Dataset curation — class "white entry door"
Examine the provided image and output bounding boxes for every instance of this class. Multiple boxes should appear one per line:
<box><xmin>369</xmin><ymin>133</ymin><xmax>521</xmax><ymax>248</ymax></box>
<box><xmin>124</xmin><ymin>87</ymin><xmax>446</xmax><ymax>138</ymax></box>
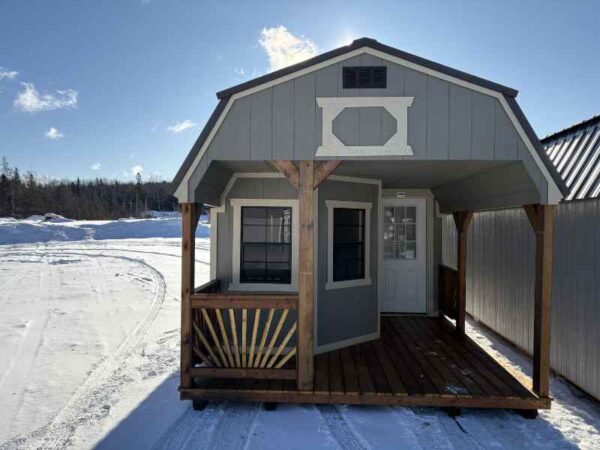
<box><xmin>381</xmin><ymin>198</ymin><xmax>427</xmax><ymax>313</ymax></box>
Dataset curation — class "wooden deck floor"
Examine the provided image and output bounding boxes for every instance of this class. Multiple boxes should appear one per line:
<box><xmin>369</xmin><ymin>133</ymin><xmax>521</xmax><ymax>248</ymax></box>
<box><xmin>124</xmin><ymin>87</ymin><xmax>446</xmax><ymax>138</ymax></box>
<box><xmin>181</xmin><ymin>317</ymin><xmax>549</xmax><ymax>410</ymax></box>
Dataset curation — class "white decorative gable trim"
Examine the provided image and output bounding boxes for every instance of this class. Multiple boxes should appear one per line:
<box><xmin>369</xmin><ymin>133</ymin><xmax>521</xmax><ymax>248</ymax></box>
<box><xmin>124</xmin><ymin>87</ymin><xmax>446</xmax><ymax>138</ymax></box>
<box><xmin>316</xmin><ymin>97</ymin><xmax>414</xmax><ymax>157</ymax></box>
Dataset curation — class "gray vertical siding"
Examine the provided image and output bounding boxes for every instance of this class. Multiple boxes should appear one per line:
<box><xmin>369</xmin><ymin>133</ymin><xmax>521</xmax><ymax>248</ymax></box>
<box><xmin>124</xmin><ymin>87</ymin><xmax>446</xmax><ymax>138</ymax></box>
<box><xmin>442</xmin><ymin>199</ymin><xmax>600</xmax><ymax>399</ymax></box>
<box><xmin>316</xmin><ymin>180</ymin><xmax>379</xmax><ymax>348</ymax></box>
<box><xmin>202</xmin><ymin>58</ymin><xmax>534</xmax><ymax>164</ymax></box>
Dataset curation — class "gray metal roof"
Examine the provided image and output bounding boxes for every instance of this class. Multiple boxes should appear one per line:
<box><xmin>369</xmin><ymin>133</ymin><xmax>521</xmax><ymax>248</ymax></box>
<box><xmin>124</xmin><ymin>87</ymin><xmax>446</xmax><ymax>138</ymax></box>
<box><xmin>216</xmin><ymin>37</ymin><xmax>519</xmax><ymax>100</ymax></box>
<box><xmin>542</xmin><ymin>115</ymin><xmax>600</xmax><ymax>201</ymax></box>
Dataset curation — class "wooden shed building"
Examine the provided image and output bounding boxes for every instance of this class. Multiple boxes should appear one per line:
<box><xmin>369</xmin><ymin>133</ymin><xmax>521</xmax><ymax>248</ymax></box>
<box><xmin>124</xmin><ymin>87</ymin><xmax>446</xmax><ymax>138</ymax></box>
<box><xmin>172</xmin><ymin>38</ymin><xmax>567</xmax><ymax>414</ymax></box>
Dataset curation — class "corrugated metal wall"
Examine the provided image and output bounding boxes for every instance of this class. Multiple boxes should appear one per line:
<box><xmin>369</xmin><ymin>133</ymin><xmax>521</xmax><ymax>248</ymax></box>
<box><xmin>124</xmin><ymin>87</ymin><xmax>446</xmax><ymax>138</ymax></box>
<box><xmin>442</xmin><ymin>199</ymin><xmax>600</xmax><ymax>399</ymax></box>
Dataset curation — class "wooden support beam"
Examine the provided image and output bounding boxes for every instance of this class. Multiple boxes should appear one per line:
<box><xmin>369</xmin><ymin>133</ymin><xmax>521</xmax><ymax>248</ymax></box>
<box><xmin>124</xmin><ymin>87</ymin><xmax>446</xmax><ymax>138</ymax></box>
<box><xmin>523</xmin><ymin>204</ymin><xmax>555</xmax><ymax>398</ymax></box>
<box><xmin>297</xmin><ymin>160</ymin><xmax>315</xmax><ymax>390</ymax></box>
<box><xmin>269</xmin><ymin>159</ymin><xmax>343</xmax><ymax>390</ymax></box>
<box><xmin>181</xmin><ymin>202</ymin><xmax>199</xmax><ymax>389</ymax></box>
<box><xmin>313</xmin><ymin>160</ymin><xmax>342</xmax><ymax>189</ymax></box>
<box><xmin>271</xmin><ymin>160</ymin><xmax>299</xmax><ymax>189</ymax></box>
<box><xmin>452</xmin><ymin>211</ymin><xmax>473</xmax><ymax>336</ymax></box>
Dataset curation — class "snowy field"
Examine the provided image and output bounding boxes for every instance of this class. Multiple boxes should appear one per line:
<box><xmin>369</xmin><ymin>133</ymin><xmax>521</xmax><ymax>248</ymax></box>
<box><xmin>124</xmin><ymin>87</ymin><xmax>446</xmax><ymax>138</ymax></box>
<box><xmin>1</xmin><ymin>218</ymin><xmax>600</xmax><ymax>449</ymax></box>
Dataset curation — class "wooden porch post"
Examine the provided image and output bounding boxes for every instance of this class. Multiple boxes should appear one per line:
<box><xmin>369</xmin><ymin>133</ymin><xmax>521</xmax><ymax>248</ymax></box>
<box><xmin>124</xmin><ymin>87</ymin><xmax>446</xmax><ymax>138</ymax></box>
<box><xmin>272</xmin><ymin>159</ymin><xmax>342</xmax><ymax>391</ymax></box>
<box><xmin>452</xmin><ymin>211</ymin><xmax>473</xmax><ymax>336</ymax></box>
<box><xmin>181</xmin><ymin>202</ymin><xmax>201</xmax><ymax>389</ymax></box>
<box><xmin>524</xmin><ymin>204</ymin><xmax>556</xmax><ymax>398</ymax></box>
<box><xmin>297</xmin><ymin>161</ymin><xmax>315</xmax><ymax>390</ymax></box>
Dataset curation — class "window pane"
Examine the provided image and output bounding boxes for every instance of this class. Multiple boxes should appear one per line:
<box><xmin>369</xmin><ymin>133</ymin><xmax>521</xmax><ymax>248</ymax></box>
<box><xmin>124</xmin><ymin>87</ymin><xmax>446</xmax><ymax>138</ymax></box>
<box><xmin>242</xmin><ymin>225</ymin><xmax>266</xmax><ymax>243</ymax></box>
<box><xmin>404</xmin><ymin>241</ymin><xmax>416</xmax><ymax>259</ymax></box>
<box><xmin>334</xmin><ymin>208</ymin><xmax>364</xmax><ymax>226</ymax></box>
<box><xmin>395</xmin><ymin>207</ymin><xmax>406</xmax><ymax>222</ymax></box>
<box><xmin>266</xmin><ymin>244</ymin><xmax>291</xmax><ymax>262</ymax></box>
<box><xmin>266</xmin><ymin>207</ymin><xmax>291</xmax><ymax>227</ymax></box>
<box><xmin>334</xmin><ymin>225</ymin><xmax>364</xmax><ymax>244</ymax></box>
<box><xmin>384</xmin><ymin>207</ymin><xmax>394</xmax><ymax>224</ymax></box>
<box><xmin>334</xmin><ymin>258</ymin><xmax>362</xmax><ymax>281</ymax></box>
<box><xmin>242</xmin><ymin>243</ymin><xmax>266</xmax><ymax>262</ymax></box>
<box><xmin>266</xmin><ymin>263</ymin><xmax>291</xmax><ymax>283</ymax></box>
<box><xmin>383</xmin><ymin>223</ymin><xmax>394</xmax><ymax>241</ymax></box>
<box><xmin>332</xmin><ymin>208</ymin><xmax>366</xmax><ymax>282</ymax></box>
<box><xmin>242</xmin><ymin>207</ymin><xmax>267</xmax><ymax>225</ymax></box>
<box><xmin>240</xmin><ymin>206</ymin><xmax>292</xmax><ymax>284</ymax></box>
<box><xmin>406</xmin><ymin>224</ymin><xmax>416</xmax><ymax>241</ymax></box>
<box><xmin>384</xmin><ymin>241</ymin><xmax>394</xmax><ymax>259</ymax></box>
<box><xmin>266</xmin><ymin>225</ymin><xmax>292</xmax><ymax>243</ymax></box>
<box><xmin>404</xmin><ymin>207</ymin><xmax>416</xmax><ymax>223</ymax></box>
<box><xmin>395</xmin><ymin>242</ymin><xmax>405</xmax><ymax>259</ymax></box>
<box><xmin>241</xmin><ymin>262</ymin><xmax>266</xmax><ymax>282</ymax></box>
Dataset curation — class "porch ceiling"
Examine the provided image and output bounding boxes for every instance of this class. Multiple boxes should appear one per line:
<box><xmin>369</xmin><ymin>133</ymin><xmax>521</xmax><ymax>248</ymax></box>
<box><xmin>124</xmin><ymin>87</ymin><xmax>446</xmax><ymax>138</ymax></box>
<box><xmin>196</xmin><ymin>159</ymin><xmax>543</xmax><ymax>212</ymax></box>
<box><xmin>334</xmin><ymin>160</ymin><xmax>505</xmax><ymax>188</ymax></box>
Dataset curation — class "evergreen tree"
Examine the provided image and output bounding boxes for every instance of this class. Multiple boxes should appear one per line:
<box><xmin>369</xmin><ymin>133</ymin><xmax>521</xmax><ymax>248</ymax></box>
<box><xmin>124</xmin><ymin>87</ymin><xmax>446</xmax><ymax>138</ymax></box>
<box><xmin>0</xmin><ymin>156</ymin><xmax>180</xmax><ymax>219</ymax></box>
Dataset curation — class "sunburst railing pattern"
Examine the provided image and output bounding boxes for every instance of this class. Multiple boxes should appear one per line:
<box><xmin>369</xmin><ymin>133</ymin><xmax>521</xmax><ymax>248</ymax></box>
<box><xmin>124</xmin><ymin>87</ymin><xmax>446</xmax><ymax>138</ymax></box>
<box><xmin>189</xmin><ymin>281</ymin><xmax>298</xmax><ymax>380</ymax></box>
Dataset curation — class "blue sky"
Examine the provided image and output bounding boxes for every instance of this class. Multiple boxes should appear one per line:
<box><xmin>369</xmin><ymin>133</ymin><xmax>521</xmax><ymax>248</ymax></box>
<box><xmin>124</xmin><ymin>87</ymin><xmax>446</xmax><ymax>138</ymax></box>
<box><xmin>0</xmin><ymin>0</ymin><xmax>598</xmax><ymax>182</ymax></box>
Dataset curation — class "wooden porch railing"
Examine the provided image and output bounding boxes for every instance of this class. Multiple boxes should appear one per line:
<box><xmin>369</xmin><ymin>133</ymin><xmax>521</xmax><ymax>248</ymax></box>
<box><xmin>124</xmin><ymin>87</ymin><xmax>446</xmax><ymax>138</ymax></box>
<box><xmin>190</xmin><ymin>280</ymin><xmax>298</xmax><ymax>380</ymax></box>
<box><xmin>439</xmin><ymin>265</ymin><xmax>458</xmax><ymax>320</ymax></box>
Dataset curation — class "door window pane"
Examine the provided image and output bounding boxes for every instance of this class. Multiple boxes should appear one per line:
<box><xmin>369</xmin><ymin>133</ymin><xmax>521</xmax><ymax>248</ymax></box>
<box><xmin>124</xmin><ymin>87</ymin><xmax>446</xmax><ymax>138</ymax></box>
<box><xmin>383</xmin><ymin>206</ymin><xmax>417</xmax><ymax>260</ymax></box>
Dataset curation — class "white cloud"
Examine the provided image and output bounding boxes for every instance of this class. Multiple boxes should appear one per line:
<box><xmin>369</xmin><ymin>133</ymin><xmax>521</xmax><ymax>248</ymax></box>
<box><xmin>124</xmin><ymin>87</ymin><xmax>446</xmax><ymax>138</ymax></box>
<box><xmin>131</xmin><ymin>164</ymin><xmax>144</xmax><ymax>177</ymax></box>
<box><xmin>259</xmin><ymin>26</ymin><xmax>319</xmax><ymax>72</ymax></box>
<box><xmin>45</xmin><ymin>127</ymin><xmax>64</xmax><ymax>139</ymax></box>
<box><xmin>167</xmin><ymin>119</ymin><xmax>196</xmax><ymax>133</ymax></box>
<box><xmin>91</xmin><ymin>162</ymin><xmax>101</xmax><ymax>171</ymax></box>
<box><xmin>0</xmin><ymin>67</ymin><xmax>18</xmax><ymax>80</ymax></box>
<box><xmin>234</xmin><ymin>67</ymin><xmax>246</xmax><ymax>76</ymax></box>
<box><xmin>14</xmin><ymin>82</ymin><xmax>78</xmax><ymax>113</ymax></box>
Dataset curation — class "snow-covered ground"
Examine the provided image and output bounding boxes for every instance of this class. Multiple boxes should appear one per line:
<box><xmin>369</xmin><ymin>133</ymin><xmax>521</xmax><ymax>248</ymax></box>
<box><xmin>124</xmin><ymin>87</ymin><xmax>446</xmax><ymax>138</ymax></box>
<box><xmin>1</xmin><ymin>220</ymin><xmax>600</xmax><ymax>449</ymax></box>
<box><xmin>0</xmin><ymin>216</ymin><xmax>210</xmax><ymax>245</ymax></box>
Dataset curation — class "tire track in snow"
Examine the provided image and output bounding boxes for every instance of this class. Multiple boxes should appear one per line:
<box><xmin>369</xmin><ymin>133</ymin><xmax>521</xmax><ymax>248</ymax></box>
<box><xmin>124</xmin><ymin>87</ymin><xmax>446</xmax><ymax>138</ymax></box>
<box><xmin>156</xmin><ymin>401</ymin><xmax>261</xmax><ymax>450</ymax></box>
<box><xmin>204</xmin><ymin>402</ymin><xmax>261</xmax><ymax>450</ymax></box>
<box><xmin>150</xmin><ymin>401</ymin><xmax>261</xmax><ymax>450</ymax></box>
<box><xmin>0</xmin><ymin>250</ymin><xmax>167</xmax><ymax>450</ymax></box>
<box><xmin>0</xmin><ymin>246</ymin><xmax>210</xmax><ymax>265</ymax></box>
<box><xmin>150</xmin><ymin>402</ymin><xmax>223</xmax><ymax>450</ymax></box>
<box><xmin>317</xmin><ymin>404</ymin><xmax>369</xmax><ymax>450</ymax></box>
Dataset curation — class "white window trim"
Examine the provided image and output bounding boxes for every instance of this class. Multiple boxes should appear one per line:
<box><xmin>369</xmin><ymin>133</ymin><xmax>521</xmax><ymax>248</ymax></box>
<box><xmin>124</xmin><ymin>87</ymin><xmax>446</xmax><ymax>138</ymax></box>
<box><xmin>325</xmin><ymin>200</ymin><xmax>372</xmax><ymax>291</ymax></box>
<box><xmin>229</xmin><ymin>198</ymin><xmax>299</xmax><ymax>292</ymax></box>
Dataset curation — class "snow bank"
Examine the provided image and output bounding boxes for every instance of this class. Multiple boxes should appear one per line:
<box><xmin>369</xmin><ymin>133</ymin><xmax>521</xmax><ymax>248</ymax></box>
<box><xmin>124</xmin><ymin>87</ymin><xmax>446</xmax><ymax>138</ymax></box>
<box><xmin>0</xmin><ymin>217</ymin><xmax>209</xmax><ymax>245</ymax></box>
<box><xmin>143</xmin><ymin>210</ymin><xmax>181</xmax><ymax>219</ymax></box>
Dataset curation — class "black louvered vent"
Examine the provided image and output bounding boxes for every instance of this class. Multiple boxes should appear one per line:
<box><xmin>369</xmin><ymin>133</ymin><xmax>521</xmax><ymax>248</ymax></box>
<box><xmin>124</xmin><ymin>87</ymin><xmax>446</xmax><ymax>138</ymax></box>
<box><xmin>343</xmin><ymin>66</ymin><xmax>387</xmax><ymax>89</ymax></box>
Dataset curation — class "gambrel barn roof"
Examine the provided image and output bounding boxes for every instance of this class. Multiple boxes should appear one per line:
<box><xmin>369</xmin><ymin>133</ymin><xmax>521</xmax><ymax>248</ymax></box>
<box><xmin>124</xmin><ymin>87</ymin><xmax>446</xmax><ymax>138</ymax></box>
<box><xmin>542</xmin><ymin>115</ymin><xmax>600</xmax><ymax>200</ymax></box>
<box><xmin>173</xmin><ymin>38</ymin><xmax>568</xmax><ymax>203</ymax></box>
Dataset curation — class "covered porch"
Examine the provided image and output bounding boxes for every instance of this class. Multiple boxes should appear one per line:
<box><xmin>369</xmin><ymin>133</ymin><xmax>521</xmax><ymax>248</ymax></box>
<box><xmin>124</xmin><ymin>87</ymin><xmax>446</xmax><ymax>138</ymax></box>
<box><xmin>181</xmin><ymin>313</ymin><xmax>547</xmax><ymax>410</ymax></box>
<box><xmin>178</xmin><ymin>156</ymin><xmax>556</xmax><ymax>412</ymax></box>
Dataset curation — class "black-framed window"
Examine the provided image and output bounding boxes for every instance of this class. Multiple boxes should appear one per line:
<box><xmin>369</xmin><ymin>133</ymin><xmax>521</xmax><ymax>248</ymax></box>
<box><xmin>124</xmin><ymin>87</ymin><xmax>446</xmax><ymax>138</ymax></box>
<box><xmin>333</xmin><ymin>208</ymin><xmax>365</xmax><ymax>282</ymax></box>
<box><xmin>343</xmin><ymin>66</ymin><xmax>387</xmax><ymax>89</ymax></box>
<box><xmin>240</xmin><ymin>206</ymin><xmax>292</xmax><ymax>284</ymax></box>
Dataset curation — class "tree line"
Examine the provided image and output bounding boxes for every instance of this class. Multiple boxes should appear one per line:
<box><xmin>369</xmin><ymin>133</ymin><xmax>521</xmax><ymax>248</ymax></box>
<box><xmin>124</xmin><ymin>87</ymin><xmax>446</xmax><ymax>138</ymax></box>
<box><xmin>0</xmin><ymin>157</ymin><xmax>180</xmax><ymax>220</ymax></box>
